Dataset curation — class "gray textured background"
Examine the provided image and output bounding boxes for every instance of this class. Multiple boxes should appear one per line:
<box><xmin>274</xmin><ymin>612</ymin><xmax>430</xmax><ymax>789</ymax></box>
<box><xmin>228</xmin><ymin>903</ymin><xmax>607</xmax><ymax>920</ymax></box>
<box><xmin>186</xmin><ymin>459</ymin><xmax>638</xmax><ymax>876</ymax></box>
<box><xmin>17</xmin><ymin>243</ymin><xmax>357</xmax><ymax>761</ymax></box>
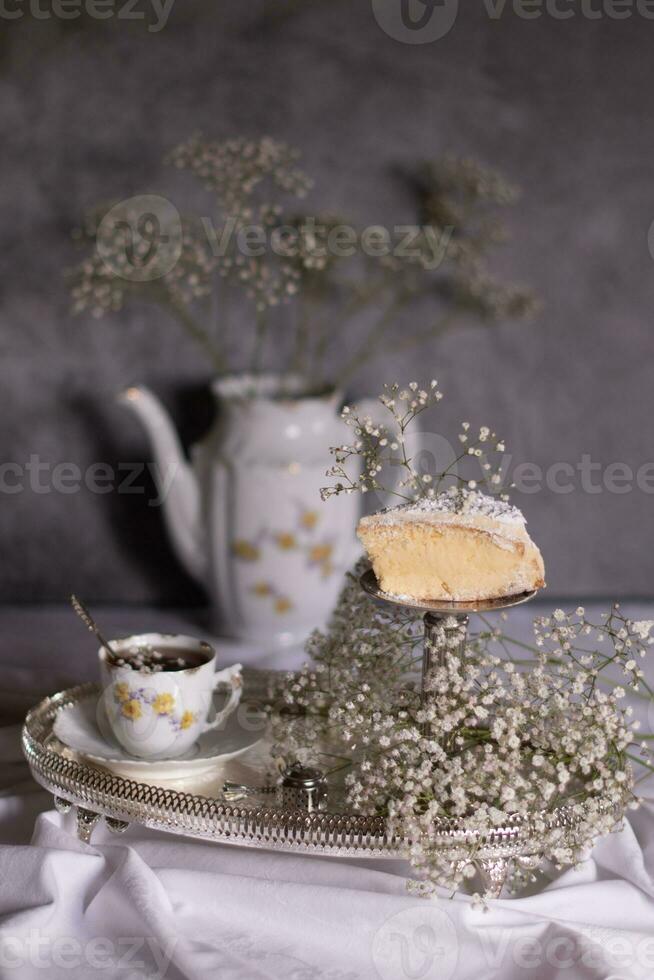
<box><xmin>2</xmin><ymin>0</ymin><xmax>654</xmax><ymax>605</ymax></box>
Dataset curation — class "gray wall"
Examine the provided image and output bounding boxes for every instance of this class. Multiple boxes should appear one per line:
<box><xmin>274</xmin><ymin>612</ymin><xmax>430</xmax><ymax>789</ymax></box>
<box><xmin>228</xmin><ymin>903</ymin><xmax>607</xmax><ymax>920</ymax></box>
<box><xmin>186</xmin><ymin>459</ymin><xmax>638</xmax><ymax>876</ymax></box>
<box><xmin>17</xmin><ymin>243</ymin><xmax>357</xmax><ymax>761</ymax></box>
<box><xmin>2</xmin><ymin>0</ymin><xmax>654</xmax><ymax>604</ymax></box>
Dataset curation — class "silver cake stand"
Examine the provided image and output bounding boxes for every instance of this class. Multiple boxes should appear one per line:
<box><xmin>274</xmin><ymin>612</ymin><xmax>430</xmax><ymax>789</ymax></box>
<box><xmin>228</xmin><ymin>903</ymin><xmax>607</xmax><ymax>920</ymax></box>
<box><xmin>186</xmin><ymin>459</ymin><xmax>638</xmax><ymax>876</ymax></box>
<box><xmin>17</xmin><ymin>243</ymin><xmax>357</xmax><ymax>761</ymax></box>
<box><xmin>360</xmin><ymin>567</ymin><xmax>537</xmax><ymax>700</ymax></box>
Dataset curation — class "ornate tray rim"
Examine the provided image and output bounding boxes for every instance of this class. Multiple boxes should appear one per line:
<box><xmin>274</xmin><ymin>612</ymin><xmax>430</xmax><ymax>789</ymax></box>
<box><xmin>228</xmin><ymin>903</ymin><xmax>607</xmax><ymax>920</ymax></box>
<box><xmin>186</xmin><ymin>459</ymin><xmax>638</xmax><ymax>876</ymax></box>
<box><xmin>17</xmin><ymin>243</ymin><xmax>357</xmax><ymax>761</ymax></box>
<box><xmin>21</xmin><ymin>682</ymin><xmax>619</xmax><ymax>865</ymax></box>
<box><xmin>23</xmin><ymin>683</ymin><xmax>400</xmax><ymax>856</ymax></box>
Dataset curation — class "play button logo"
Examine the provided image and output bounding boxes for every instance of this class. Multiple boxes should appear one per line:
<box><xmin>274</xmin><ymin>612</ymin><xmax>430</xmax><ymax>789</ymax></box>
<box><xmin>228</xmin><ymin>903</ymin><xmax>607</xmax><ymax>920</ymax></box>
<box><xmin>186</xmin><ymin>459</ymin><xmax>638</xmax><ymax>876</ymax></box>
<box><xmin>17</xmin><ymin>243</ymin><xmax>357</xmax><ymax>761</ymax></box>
<box><xmin>372</xmin><ymin>0</ymin><xmax>459</xmax><ymax>43</ymax></box>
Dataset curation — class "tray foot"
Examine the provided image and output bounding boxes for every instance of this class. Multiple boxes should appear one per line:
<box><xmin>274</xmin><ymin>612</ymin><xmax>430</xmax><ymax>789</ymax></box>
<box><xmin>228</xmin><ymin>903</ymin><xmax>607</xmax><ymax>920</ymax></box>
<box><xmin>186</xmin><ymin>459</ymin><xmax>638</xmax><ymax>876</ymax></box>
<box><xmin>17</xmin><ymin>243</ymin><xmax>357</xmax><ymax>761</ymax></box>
<box><xmin>105</xmin><ymin>817</ymin><xmax>129</xmax><ymax>834</ymax></box>
<box><xmin>53</xmin><ymin>796</ymin><xmax>72</xmax><ymax>814</ymax></box>
<box><xmin>76</xmin><ymin>807</ymin><xmax>101</xmax><ymax>843</ymax></box>
<box><xmin>479</xmin><ymin>857</ymin><xmax>511</xmax><ymax>898</ymax></box>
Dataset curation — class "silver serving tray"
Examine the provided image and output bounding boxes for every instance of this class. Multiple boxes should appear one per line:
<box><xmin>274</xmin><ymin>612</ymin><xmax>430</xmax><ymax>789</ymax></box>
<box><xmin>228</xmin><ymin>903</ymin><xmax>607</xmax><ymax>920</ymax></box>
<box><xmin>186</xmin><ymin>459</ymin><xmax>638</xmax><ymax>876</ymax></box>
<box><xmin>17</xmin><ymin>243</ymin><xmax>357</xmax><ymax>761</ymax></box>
<box><xmin>22</xmin><ymin>679</ymin><xmax>399</xmax><ymax>856</ymax></box>
<box><xmin>21</xmin><ymin>676</ymin><xmax>621</xmax><ymax>896</ymax></box>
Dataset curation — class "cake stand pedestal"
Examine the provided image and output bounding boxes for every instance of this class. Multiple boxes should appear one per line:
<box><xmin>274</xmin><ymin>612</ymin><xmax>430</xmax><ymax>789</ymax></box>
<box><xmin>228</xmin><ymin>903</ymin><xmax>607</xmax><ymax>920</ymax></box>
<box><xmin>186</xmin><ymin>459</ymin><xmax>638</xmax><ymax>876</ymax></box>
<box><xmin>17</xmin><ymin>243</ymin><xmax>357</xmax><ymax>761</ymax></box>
<box><xmin>360</xmin><ymin>568</ymin><xmax>537</xmax><ymax>697</ymax></box>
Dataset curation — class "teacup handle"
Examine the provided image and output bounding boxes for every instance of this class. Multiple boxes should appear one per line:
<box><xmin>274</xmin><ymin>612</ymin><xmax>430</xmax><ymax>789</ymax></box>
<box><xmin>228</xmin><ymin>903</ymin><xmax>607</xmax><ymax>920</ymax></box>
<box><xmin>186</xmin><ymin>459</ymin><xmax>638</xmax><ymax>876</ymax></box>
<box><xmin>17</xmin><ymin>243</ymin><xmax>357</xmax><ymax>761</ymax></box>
<box><xmin>201</xmin><ymin>664</ymin><xmax>243</xmax><ymax>733</ymax></box>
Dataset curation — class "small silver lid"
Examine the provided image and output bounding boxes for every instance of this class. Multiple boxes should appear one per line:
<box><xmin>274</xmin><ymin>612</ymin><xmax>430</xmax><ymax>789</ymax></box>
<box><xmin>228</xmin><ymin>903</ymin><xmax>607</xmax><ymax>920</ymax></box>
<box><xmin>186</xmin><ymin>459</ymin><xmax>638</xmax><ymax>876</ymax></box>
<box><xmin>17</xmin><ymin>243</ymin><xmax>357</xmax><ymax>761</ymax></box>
<box><xmin>280</xmin><ymin>762</ymin><xmax>326</xmax><ymax>790</ymax></box>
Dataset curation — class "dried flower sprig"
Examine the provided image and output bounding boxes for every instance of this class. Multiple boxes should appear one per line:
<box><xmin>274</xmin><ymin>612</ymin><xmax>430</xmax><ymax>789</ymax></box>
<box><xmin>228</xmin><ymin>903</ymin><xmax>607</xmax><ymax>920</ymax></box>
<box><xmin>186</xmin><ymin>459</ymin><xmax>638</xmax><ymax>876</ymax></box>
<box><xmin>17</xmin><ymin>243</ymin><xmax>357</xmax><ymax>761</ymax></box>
<box><xmin>70</xmin><ymin>208</ymin><xmax>215</xmax><ymax>318</ymax></box>
<box><xmin>321</xmin><ymin>381</ymin><xmax>508</xmax><ymax>504</ymax></box>
<box><xmin>169</xmin><ymin>136</ymin><xmax>317</xmax><ymax>325</ymax></box>
<box><xmin>69</xmin><ymin>206</ymin><xmax>225</xmax><ymax>371</ymax></box>
<box><xmin>68</xmin><ymin>144</ymin><xmax>539</xmax><ymax>384</ymax></box>
<box><xmin>337</xmin><ymin>156</ymin><xmax>540</xmax><ymax>383</ymax></box>
<box><xmin>167</xmin><ymin>134</ymin><xmax>313</xmax><ymax>223</ymax></box>
<box><xmin>273</xmin><ymin>563</ymin><xmax>651</xmax><ymax>900</ymax></box>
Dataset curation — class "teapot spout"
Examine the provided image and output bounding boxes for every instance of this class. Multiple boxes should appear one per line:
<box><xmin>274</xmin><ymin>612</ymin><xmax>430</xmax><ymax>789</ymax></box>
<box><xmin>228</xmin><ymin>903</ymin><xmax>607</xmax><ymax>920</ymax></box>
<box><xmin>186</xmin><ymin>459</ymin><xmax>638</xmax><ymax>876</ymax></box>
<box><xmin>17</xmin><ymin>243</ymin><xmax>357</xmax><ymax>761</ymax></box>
<box><xmin>118</xmin><ymin>386</ymin><xmax>207</xmax><ymax>585</ymax></box>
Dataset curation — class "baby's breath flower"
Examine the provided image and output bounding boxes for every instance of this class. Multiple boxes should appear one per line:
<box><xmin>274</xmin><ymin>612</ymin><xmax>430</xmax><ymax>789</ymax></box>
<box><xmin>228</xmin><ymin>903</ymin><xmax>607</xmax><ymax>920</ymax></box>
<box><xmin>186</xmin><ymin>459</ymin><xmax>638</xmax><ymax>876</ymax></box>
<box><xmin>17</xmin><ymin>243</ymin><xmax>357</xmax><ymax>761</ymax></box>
<box><xmin>322</xmin><ymin>381</ymin><xmax>509</xmax><ymax>504</ymax></box>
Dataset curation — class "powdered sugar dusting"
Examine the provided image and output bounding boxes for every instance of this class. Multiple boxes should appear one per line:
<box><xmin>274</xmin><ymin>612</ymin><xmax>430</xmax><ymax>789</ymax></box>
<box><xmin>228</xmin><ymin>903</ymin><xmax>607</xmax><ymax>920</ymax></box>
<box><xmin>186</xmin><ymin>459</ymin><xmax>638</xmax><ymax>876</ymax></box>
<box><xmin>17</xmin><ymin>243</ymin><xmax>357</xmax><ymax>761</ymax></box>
<box><xmin>363</xmin><ymin>487</ymin><xmax>525</xmax><ymax>527</ymax></box>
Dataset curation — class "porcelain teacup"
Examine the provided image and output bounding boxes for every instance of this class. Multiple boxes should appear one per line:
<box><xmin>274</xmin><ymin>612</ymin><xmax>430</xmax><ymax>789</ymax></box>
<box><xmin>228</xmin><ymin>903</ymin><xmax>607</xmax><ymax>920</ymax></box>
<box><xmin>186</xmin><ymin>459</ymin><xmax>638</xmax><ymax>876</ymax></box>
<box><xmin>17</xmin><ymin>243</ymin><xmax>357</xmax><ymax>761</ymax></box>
<box><xmin>98</xmin><ymin>633</ymin><xmax>242</xmax><ymax>760</ymax></box>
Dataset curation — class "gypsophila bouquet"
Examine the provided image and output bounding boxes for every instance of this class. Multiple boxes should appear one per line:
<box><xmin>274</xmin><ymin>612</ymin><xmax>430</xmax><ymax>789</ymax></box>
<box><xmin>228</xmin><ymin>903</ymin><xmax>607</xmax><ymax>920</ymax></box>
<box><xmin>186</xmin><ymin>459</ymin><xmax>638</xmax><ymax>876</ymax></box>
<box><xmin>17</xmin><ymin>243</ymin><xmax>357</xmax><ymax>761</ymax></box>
<box><xmin>272</xmin><ymin>563</ymin><xmax>651</xmax><ymax>903</ymax></box>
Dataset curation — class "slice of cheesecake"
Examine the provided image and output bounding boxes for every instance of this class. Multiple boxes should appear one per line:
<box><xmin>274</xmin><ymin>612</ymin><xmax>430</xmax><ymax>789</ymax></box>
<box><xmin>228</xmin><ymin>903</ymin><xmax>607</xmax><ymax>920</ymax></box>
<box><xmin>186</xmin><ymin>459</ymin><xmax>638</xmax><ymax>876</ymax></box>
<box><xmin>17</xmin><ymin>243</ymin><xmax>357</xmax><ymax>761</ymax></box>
<box><xmin>357</xmin><ymin>488</ymin><xmax>545</xmax><ymax>602</ymax></box>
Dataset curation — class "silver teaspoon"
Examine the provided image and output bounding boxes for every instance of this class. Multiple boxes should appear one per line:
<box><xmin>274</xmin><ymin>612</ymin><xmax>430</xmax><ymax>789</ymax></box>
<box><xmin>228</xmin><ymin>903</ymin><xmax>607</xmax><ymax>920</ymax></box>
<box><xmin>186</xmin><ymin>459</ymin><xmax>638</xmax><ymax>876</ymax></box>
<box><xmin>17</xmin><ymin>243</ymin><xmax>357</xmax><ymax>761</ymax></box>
<box><xmin>70</xmin><ymin>594</ymin><xmax>120</xmax><ymax>666</ymax></box>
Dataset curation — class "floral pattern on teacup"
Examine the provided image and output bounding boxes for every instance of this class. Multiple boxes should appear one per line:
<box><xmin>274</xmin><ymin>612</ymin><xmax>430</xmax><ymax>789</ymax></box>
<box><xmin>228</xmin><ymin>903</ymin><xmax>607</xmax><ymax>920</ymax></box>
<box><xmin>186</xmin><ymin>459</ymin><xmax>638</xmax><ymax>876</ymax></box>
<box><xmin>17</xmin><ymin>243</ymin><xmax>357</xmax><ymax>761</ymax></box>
<box><xmin>113</xmin><ymin>684</ymin><xmax>199</xmax><ymax>731</ymax></box>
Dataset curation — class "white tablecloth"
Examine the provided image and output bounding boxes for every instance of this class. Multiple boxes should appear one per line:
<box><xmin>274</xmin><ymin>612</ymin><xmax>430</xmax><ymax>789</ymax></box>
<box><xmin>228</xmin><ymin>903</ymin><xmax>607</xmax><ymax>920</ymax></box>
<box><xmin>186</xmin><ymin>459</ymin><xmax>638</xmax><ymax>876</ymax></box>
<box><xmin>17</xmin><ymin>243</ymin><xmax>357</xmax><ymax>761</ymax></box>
<box><xmin>1</xmin><ymin>605</ymin><xmax>654</xmax><ymax>980</ymax></box>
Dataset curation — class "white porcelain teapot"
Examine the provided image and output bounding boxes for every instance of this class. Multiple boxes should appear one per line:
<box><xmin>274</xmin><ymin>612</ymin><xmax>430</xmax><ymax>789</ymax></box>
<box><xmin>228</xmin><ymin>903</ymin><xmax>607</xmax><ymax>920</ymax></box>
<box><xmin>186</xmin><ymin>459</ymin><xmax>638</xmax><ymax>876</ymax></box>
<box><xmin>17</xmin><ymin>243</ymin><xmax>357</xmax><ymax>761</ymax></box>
<box><xmin>119</xmin><ymin>374</ymin><xmax>364</xmax><ymax>648</ymax></box>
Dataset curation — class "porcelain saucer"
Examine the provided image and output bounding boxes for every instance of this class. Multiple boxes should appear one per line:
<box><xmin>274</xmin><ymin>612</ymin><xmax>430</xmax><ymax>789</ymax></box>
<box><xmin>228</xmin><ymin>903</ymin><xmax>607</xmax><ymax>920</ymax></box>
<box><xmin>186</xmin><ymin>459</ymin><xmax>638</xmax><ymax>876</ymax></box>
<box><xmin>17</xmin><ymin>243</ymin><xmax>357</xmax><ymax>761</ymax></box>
<box><xmin>53</xmin><ymin>694</ymin><xmax>266</xmax><ymax>781</ymax></box>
